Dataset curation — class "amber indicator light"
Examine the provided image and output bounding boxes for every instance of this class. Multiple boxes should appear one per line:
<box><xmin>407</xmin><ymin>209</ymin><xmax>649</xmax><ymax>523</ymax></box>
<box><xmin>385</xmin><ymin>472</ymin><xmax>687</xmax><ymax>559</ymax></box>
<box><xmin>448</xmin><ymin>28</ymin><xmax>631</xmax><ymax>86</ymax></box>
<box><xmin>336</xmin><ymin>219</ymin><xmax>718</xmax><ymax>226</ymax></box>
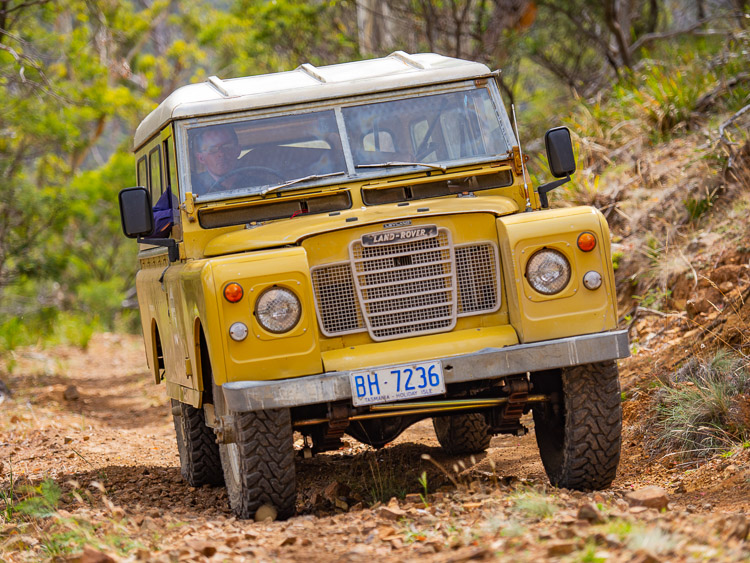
<box><xmin>223</xmin><ymin>282</ymin><xmax>244</xmax><ymax>303</ymax></box>
<box><xmin>577</xmin><ymin>232</ymin><xmax>596</xmax><ymax>252</ymax></box>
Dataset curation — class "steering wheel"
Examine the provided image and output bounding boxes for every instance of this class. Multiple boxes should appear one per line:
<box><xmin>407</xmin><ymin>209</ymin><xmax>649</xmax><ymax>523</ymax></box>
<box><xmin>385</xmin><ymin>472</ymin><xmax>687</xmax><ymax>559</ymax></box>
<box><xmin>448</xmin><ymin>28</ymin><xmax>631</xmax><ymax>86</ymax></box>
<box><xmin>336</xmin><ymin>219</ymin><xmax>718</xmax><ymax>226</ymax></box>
<box><xmin>208</xmin><ymin>166</ymin><xmax>284</xmax><ymax>192</ymax></box>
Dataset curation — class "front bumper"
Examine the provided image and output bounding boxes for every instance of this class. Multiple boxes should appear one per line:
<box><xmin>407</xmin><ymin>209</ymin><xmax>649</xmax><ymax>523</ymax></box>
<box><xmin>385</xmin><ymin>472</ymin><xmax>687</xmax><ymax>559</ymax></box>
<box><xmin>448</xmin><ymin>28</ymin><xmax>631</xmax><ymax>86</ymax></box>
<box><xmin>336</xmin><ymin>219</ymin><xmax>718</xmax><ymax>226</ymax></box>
<box><xmin>222</xmin><ymin>330</ymin><xmax>630</xmax><ymax>413</ymax></box>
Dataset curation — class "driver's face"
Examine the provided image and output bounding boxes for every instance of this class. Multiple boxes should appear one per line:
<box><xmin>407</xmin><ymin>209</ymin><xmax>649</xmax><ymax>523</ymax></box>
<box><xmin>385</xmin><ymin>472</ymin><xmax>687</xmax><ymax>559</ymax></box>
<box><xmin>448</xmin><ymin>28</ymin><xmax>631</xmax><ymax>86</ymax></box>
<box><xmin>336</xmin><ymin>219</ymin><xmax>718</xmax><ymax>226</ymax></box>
<box><xmin>196</xmin><ymin>129</ymin><xmax>241</xmax><ymax>177</ymax></box>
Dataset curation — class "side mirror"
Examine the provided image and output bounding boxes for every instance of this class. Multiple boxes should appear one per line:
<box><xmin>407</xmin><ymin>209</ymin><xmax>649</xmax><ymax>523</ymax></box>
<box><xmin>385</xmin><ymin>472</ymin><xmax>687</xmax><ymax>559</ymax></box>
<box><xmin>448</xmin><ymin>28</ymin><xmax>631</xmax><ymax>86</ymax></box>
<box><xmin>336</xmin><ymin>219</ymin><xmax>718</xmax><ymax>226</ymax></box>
<box><xmin>119</xmin><ymin>187</ymin><xmax>153</xmax><ymax>238</ymax></box>
<box><xmin>545</xmin><ymin>126</ymin><xmax>576</xmax><ymax>178</ymax></box>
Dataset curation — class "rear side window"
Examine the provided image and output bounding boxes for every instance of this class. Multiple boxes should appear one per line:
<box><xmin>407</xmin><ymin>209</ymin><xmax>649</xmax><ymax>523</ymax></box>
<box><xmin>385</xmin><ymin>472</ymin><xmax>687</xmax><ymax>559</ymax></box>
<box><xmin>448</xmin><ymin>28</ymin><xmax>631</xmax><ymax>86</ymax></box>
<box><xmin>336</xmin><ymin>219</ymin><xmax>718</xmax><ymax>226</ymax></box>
<box><xmin>137</xmin><ymin>157</ymin><xmax>147</xmax><ymax>189</ymax></box>
<box><xmin>149</xmin><ymin>146</ymin><xmax>162</xmax><ymax>198</ymax></box>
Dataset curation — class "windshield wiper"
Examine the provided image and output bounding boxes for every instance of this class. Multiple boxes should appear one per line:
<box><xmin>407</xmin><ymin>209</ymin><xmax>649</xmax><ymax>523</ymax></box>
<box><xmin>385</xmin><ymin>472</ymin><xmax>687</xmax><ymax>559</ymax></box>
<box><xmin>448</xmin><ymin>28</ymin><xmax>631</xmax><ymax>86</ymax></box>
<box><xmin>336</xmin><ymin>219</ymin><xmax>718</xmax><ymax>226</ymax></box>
<box><xmin>261</xmin><ymin>171</ymin><xmax>346</xmax><ymax>197</ymax></box>
<box><xmin>356</xmin><ymin>161</ymin><xmax>447</xmax><ymax>173</ymax></box>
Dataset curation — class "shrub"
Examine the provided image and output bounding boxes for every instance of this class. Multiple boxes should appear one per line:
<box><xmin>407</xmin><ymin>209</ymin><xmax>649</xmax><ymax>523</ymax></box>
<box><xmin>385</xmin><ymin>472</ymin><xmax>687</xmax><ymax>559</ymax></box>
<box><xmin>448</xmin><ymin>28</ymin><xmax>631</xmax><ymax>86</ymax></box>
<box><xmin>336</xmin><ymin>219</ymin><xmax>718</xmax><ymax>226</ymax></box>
<box><xmin>651</xmin><ymin>349</ymin><xmax>750</xmax><ymax>459</ymax></box>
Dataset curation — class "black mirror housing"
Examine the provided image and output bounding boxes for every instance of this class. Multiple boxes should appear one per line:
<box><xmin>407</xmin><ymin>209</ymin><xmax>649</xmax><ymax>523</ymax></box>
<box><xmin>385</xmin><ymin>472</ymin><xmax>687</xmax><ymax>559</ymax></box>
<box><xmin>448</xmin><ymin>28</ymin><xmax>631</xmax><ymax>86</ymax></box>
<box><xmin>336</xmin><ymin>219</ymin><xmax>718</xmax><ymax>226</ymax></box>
<box><xmin>545</xmin><ymin>126</ymin><xmax>576</xmax><ymax>178</ymax></box>
<box><xmin>119</xmin><ymin>187</ymin><xmax>153</xmax><ymax>238</ymax></box>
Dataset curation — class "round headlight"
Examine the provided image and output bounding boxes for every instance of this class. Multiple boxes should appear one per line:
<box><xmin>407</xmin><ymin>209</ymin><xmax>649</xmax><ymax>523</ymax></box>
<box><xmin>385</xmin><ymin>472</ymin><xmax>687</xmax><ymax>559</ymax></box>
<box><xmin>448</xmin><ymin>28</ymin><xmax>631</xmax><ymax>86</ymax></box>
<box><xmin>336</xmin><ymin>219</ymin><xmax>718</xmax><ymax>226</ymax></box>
<box><xmin>525</xmin><ymin>249</ymin><xmax>571</xmax><ymax>295</ymax></box>
<box><xmin>255</xmin><ymin>287</ymin><xmax>301</xmax><ymax>334</ymax></box>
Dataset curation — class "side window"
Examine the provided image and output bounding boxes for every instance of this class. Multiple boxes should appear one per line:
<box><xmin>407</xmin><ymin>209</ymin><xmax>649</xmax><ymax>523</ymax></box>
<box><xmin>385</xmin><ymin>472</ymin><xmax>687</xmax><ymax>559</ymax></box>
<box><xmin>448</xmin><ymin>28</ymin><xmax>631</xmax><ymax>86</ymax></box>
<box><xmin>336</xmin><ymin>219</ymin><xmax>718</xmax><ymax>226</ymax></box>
<box><xmin>163</xmin><ymin>136</ymin><xmax>181</xmax><ymax>234</ymax></box>
<box><xmin>136</xmin><ymin>156</ymin><xmax>147</xmax><ymax>189</ymax></box>
<box><xmin>149</xmin><ymin>146</ymin><xmax>162</xmax><ymax>199</ymax></box>
<box><xmin>163</xmin><ymin>137</ymin><xmax>178</xmax><ymax>196</ymax></box>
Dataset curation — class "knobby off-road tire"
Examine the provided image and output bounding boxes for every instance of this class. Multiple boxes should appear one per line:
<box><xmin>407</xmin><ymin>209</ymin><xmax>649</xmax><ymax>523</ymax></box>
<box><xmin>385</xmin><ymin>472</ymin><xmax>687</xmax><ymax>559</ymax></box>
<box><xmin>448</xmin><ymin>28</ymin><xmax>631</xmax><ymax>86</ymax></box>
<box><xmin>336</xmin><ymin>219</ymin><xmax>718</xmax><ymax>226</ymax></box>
<box><xmin>532</xmin><ymin>361</ymin><xmax>622</xmax><ymax>490</ymax></box>
<box><xmin>433</xmin><ymin>412</ymin><xmax>492</xmax><ymax>455</ymax></box>
<box><xmin>219</xmin><ymin>408</ymin><xmax>296</xmax><ymax>519</ymax></box>
<box><xmin>171</xmin><ymin>399</ymin><xmax>224</xmax><ymax>487</ymax></box>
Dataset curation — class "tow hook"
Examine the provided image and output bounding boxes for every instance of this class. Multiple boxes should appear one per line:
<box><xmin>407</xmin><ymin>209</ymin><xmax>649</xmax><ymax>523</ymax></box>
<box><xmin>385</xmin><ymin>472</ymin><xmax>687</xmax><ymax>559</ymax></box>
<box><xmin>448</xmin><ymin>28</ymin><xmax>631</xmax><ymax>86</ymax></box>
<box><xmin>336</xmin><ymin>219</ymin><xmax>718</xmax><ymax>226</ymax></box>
<box><xmin>214</xmin><ymin>415</ymin><xmax>236</xmax><ymax>444</ymax></box>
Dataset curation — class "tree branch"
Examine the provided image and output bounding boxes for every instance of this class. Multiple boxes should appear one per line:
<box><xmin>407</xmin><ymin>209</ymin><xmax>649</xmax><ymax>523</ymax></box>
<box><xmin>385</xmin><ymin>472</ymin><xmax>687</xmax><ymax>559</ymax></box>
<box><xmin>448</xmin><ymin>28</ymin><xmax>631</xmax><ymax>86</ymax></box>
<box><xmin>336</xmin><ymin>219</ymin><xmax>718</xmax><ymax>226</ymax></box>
<box><xmin>628</xmin><ymin>17</ymin><xmax>712</xmax><ymax>54</ymax></box>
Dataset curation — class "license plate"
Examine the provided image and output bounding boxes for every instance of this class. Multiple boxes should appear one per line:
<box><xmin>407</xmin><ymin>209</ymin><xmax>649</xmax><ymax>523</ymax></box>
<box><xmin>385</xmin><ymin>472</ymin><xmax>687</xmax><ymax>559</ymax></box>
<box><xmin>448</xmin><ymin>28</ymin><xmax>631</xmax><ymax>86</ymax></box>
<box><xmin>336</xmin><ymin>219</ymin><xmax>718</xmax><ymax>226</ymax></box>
<box><xmin>350</xmin><ymin>361</ymin><xmax>445</xmax><ymax>406</ymax></box>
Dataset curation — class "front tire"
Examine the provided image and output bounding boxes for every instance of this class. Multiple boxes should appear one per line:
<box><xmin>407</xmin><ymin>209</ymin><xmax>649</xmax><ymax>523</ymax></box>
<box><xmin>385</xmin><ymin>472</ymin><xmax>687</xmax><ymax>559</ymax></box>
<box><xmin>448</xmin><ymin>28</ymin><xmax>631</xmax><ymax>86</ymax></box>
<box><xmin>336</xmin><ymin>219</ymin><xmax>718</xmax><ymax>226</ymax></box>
<box><xmin>172</xmin><ymin>400</ymin><xmax>224</xmax><ymax>487</ymax></box>
<box><xmin>219</xmin><ymin>408</ymin><xmax>297</xmax><ymax>519</ymax></box>
<box><xmin>532</xmin><ymin>361</ymin><xmax>622</xmax><ymax>490</ymax></box>
<box><xmin>433</xmin><ymin>412</ymin><xmax>492</xmax><ymax>455</ymax></box>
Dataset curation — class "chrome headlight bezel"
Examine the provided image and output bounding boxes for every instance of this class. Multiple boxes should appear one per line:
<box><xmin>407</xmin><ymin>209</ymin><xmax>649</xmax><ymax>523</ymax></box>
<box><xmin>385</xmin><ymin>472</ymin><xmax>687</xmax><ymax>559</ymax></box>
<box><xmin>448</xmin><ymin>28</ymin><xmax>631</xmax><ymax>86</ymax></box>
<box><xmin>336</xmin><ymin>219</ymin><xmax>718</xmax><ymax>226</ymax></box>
<box><xmin>254</xmin><ymin>286</ymin><xmax>302</xmax><ymax>334</ymax></box>
<box><xmin>525</xmin><ymin>248</ymin><xmax>572</xmax><ymax>295</ymax></box>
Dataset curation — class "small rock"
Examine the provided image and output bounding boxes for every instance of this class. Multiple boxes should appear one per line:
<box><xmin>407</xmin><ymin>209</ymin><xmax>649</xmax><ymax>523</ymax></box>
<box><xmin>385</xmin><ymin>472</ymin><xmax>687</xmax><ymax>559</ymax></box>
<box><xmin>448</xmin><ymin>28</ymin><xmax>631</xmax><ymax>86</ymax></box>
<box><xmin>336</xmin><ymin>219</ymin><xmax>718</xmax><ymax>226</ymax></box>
<box><xmin>629</xmin><ymin>506</ymin><xmax>649</xmax><ymax>514</ymax></box>
<box><xmin>378</xmin><ymin>505</ymin><xmax>406</xmax><ymax>521</ymax></box>
<box><xmin>630</xmin><ymin>548</ymin><xmax>661</xmax><ymax>563</ymax></box>
<box><xmin>546</xmin><ymin>540</ymin><xmax>577</xmax><ymax>556</ymax></box>
<box><xmin>725</xmin><ymin>464</ymin><xmax>738</xmax><ymax>474</ymax></box>
<box><xmin>186</xmin><ymin>541</ymin><xmax>217</xmax><ymax>557</ymax></box>
<box><xmin>323</xmin><ymin>481</ymin><xmax>350</xmax><ymax>503</ymax></box>
<box><xmin>404</xmin><ymin>493</ymin><xmax>422</xmax><ymax>504</ymax></box>
<box><xmin>719</xmin><ymin>281</ymin><xmax>734</xmax><ymax>293</ymax></box>
<box><xmin>719</xmin><ymin>514</ymin><xmax>750</xmax><ymax>541</ymax></box>
<box><xmin>577</xmin><ymin>503</ymin><xmax>604</xmax><ymax>523</ymax></box>
<box><xmin>349</xmin><ymin>502</ymin><xmax>364</xmax><ymax>512</ymax></box>
<box><xmin>255</xmin><ymin>504</ymin><xmax>277</xmax><ymax>522</ymax></box>
<box><xmin>279</xmin><ymin>536</ymin><xmax>297</xmax><ymax>547</ymax></box>
<box><xmin>334</xmin><ymin>497</ymin><xmax>348</xmax><ymax>511</ymax></box>
<box><xmin>64</xmin><ymin>436</ymin><xmax>74</xmax><ymax>444</ymax></box>
<box><xmin>686</xmin><ymin>298</ymin><xmax>712</xmax><ymax>318</ymax></box>
<box><xmin>63</xmin><ymin>385</ymin><xmax>80</xmax><ymax>401</ymax></box>
<box><xmin>626</xmin><ymin>486</ymin><xmax>668</xmax><ymax>510</ymax></box>
<box><xmin>80</xmin><ymin>546</ymin><xmax>115</xmax><ymax>563</ymax></box>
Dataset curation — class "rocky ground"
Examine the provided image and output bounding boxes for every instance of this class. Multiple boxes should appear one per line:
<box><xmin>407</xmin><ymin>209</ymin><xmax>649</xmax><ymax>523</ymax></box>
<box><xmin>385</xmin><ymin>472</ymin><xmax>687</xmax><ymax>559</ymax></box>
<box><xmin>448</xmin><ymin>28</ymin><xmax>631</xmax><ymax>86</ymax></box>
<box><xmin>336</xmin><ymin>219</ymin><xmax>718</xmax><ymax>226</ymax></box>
<box><xmin>0</xmin><ymin>328</ymin><xmax>749</xmax><ymax>562</ymax></box>
<box><xmin>1</xmin><ymin>115</ymin><xmax>749</xmax><ymax>562</ymax></box>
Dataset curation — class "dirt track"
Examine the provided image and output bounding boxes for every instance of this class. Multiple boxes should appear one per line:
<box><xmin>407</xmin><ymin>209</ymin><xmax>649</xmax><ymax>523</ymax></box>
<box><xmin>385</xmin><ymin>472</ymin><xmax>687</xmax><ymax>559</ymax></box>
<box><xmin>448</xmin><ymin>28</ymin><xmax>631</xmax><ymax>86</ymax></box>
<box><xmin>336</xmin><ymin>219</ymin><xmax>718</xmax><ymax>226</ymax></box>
<box><xmin>1</xmin><ymin>333</ymin><xmax>750</xmax><ymax>561</ymax></box>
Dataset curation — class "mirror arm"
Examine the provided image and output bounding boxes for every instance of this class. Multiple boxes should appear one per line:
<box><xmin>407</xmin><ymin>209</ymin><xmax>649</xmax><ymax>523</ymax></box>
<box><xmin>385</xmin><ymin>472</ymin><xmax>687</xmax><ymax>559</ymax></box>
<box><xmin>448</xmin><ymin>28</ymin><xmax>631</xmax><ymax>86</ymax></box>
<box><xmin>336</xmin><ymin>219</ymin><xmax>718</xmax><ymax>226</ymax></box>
<box><xmin>137</xmin><ymin>237</ymin><xmax>179</xmax><ymax>262</ymax></box>
<box><xmin>536</xmin><ymin>175</ymin><xmax>571</xmax><ymax>209</ymax></box>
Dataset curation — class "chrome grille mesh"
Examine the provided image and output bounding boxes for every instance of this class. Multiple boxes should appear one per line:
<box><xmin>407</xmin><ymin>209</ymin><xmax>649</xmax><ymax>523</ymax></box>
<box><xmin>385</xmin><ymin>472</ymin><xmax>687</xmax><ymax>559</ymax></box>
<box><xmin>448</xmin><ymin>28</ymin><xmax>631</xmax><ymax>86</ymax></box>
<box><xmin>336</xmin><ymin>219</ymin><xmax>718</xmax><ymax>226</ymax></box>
<box><xmin>351</xmin><ymin>230</ymin><xmax>456</xmax><ymax>341</ymax></box>
<box><xmin>311</xmin><ymin>263</ymin><xmax>364</xmax><ymax>335</ymax></box>
<box><xmin>310</xmin><ymin>231</ymin><xmax>501</xmax><ymax>340</ymax></box>
<box><xmin>456</xmin><ymin>243</ymin><xmax>500</xmax><ymax>315</ymax></box>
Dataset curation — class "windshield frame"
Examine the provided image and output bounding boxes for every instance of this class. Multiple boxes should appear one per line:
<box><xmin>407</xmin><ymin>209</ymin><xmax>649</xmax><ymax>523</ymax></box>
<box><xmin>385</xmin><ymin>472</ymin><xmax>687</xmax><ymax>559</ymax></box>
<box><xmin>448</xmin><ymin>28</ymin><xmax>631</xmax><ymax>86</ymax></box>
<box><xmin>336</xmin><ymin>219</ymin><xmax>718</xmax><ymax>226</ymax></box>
<box><xmin>174</xmin><ymin>78</ymin><xmax>516</xmax><ymax>204</ymax></box>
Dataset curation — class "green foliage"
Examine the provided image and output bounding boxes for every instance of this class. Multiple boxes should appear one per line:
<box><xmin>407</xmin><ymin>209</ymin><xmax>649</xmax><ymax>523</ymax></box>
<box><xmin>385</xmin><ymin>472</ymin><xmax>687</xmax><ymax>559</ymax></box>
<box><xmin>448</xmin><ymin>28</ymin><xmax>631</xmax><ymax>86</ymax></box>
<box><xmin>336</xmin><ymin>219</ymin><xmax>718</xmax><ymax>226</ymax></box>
<box><xmin>1</xmin><ymin>471</ymin><xmax>60</xmax><ymax>522</ymax></box>
<box><xmin>367</xmin><ymin>451</ymin><xmax>409</xmax><ymax>504</ymax></box>
<box><xmin>632</xmin><ymin>288</ymin><xmax>671</xmax><ymax>311</ymax></box>
<box><xmin>685</xmin><ymin>186</ymin><xmax>719</xmax><ymax>223</ymax></box>
<box><xmin>15</xmin><ymin>480</ymin><xmax>61</xmax><ymax>518</ymax></box>
<box><xmin>650</xmin><ymin>349</ymin><xmax>750</xmax><ymax>459</ymax></box>
<box><xmin>417</xmin><ymin>471</ymin><xmax>429</xmax><ymax>507</ymax></box>
<box><xmin>509</xmin><ymin>488</ymin><xmax>558</xmax><ymax>519</ymax></box>
<box><xmin>611</xmin><ymin>251</ymin><xmax>624</xmax><ymax>271</ymax></box>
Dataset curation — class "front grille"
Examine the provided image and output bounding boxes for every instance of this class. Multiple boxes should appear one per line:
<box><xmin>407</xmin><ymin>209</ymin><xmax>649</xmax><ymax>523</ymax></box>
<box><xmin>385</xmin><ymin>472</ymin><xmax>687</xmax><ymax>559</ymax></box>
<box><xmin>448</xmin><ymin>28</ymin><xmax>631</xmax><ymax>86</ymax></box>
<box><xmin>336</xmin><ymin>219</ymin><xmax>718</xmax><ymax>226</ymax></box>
<box><xmin>311</xmin><ymin>263</ymin><xmax>365</xmax><ymax>335</ymax></box>
<box><xmin>310</xmin><ymin>232</ymin><xmax>501</xmax><ymax>340</ymax></box>
<box><xmin>456</xmin><ymin>243</ymin><xmax>500</xmax><ymax>315</ymax></box>
<box><xmin>351</xmin><ymin>230</ymin><xmax>456</xmax><ymax>341</ymax></box>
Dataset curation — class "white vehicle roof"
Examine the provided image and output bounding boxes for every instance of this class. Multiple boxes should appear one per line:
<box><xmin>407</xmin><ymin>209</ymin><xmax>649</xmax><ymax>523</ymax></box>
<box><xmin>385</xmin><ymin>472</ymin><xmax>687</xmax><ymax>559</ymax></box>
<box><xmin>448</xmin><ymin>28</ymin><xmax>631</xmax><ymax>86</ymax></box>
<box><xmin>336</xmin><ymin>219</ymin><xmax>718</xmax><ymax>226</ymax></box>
<box><xmin>134</xmin><ymin>52</ymin><xmax>493</xmax><ymax>149</ymax></box>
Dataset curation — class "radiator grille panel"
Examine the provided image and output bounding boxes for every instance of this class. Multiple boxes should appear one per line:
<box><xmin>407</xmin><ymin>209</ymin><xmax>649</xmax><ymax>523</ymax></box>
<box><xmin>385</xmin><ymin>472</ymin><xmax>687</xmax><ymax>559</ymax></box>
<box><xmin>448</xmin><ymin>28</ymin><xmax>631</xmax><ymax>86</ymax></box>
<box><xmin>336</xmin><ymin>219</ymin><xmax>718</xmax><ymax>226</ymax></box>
<box><xmin>351</xmin><ymin>230</ymin><xmax>455</xmax><ymax>341</ymax></box>
<box><xmin>456</xmin><ymin>244</ymin><xmax>500</xmax><ymax>315</ymax></box>
<box><xmin>310</xmin><ymin>234</ymin><xmax>501</xmax><ymax>340</ymax></box>
<box><xmin>311</xmin><ymin>263</ymin><xmax>364</xmax><ymax>335</ymax></box>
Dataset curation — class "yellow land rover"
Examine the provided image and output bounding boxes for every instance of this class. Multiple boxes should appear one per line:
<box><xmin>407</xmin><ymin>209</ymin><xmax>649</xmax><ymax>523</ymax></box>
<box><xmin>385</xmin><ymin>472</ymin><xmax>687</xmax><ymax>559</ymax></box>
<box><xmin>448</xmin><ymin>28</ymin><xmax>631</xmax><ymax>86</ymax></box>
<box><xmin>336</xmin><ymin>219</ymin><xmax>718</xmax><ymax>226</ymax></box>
<box><xmin>118</xmin><ymin>52</ymin><xmax>628</xmax><ymax>519</ymax></box>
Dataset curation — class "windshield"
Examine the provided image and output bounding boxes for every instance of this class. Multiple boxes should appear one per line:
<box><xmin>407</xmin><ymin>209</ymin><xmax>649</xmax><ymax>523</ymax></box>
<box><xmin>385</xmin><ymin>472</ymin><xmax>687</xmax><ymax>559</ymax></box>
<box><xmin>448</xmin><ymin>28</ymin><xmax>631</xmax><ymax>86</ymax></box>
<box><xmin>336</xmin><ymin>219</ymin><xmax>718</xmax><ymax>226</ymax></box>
<box><xmin>185</xmin><ymin>86</ymin><xmax>511</xmax><ymax>198</ymax></box>
<box><xmin>342</xmin><ymin>89</ymin><xmax>508</xmax><ymax>167</ymax></box>
<box><xmin>187</xmin><ymin>110</ymin><xmax>346</xmax><ymax>197</ymax></box>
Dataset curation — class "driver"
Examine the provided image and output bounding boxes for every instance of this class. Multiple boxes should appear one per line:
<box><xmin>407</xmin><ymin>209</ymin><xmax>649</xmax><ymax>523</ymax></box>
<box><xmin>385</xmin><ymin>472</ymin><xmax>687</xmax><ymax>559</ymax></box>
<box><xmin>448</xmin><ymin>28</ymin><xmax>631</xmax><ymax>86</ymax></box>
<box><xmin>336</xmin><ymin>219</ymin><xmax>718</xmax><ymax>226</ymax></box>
<box><xmin>191</xmin><ymin>125</ymin><xmax>243</xmax><ymax>194</ymax></box>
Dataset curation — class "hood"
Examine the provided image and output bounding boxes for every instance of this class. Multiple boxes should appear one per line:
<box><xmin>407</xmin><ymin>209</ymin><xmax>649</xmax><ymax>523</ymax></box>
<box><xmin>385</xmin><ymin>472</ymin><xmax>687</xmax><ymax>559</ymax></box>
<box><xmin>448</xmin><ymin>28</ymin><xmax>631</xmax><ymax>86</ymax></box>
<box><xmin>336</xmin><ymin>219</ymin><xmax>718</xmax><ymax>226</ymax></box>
<box><xmin>203</xmin><ymin>195</ymin><xmax>518</xmax><ymax>257</ymax></box>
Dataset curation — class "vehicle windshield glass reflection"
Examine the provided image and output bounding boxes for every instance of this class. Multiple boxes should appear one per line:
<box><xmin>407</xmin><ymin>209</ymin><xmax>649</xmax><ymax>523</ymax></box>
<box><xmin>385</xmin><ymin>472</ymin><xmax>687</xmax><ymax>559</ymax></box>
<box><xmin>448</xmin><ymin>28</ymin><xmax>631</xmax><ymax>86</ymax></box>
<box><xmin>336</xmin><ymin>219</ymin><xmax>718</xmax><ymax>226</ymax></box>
<box><xmin>341</xmin><ymin>89</ymin><xmax>509</xmax><ymax>168</ymax></box>
<box><xmin>188</xmin><ymin>110</ymin><xmax>346</xmax><ymax>196</ymax></box>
